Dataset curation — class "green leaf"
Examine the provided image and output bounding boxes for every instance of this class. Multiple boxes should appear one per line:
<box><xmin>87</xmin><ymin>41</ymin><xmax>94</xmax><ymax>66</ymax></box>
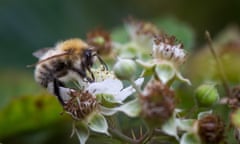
<box><xmin>75</xmin><ymin>122</ymin><xmax>89</xmax><ymax>144</ymax></box>
<box><xmin>180</xmin><ymin>133</ymin><xmax>201</xmax><ymax>144</ymax></box>
<box><xmin>0</xmin><ymin>94</ymin><xmax>62</xmax><ymax>138</ymax></box>
<box><xmin>88</xmin><ymin>113</ymin><xmax>109</xmax><ymax>135</ymax></box>
<box><xmin>0</xmin><ymin>70</ymin><xmax>42</xmax><ymax>108</ymax></box>
<box><xmin>154</xmin><ymin>17</ymin><xmax>195</xmax><ymax>51</ymax></box>
<box><xmin>155</xmin><ymin>63</ymin><xmax>175</xmax><ymax>84</ymax></box>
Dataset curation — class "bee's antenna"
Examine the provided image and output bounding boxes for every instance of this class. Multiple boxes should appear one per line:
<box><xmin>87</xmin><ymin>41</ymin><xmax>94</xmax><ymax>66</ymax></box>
<box><xmin>92</xmin><ymin>53</ymin><xmax>108</xmax><ymax>70</ymax></box>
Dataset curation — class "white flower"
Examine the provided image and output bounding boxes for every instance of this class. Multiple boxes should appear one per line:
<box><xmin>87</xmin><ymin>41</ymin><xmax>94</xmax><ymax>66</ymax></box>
<box><xmin>67</xmin><ymin>77</ymin><xmax>144</xmax><ymax>144</ymax></box>
<box><xmin>86</xmin><ymin>77</ymin><xmax>144</xmax><ymax>103</ymax></box>
<box><xmin>152</xmin><ymin>35</ymin><xmax>187</xmax><ymax>66</ymax></box>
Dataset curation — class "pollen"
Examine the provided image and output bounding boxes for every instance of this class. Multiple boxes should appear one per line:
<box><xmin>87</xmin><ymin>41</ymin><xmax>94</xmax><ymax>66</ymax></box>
<box><xmin>91</xmin><ymin>67</ymin><xmax>115</xmax><ymax>82</ymax></box>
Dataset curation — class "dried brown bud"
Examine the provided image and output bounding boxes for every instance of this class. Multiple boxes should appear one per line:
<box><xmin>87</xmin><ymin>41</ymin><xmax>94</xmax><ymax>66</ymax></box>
<box><xmin>223</xmin><ymin>86</ymin><xmax>240</xmax><ymax>109</ymax></box>
<box><xmin>124</xmin><ymin>17</ymin><xmax>160</xmax><ymax>37</ymax></box>
<box><xmin>140</xmin><ymin>80</ymin><xmax>175</xmax><ymax>126</ymax></box>
<box><xmin>64</xmin><ymin>91</ymin><xmax>98</xmax><ymax>120</ymax></box>
<box><xmin>87</xmin><ymin>28</ymin><xmax>112</xmax><ymax>55</ymax></box>
<box><xmin>198</xmin><ymin>115</ymin><xmax>225</xmax><ymax>144</ymax></box>
<box><xmin>154</xmin><ymin>34</ymin><xmax>180</xmax><ymax>46</ymax></box>
<box><xmin>231</xmin><ymin>85</ymin><xmax>240</xmax><ymax>101</ymax></box>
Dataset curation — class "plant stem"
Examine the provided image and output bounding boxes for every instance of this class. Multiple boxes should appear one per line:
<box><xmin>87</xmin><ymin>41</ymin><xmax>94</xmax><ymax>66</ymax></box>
<box><xmin>129</xmin><ymin>78</ymin><xmax>142</xmax><ymax>95</ymax></box>
<box><xmin>205</xmin><ymin>31</ymin><xmax>231</xmax><ymax>97</ymax></box>
<box><xmin>109</xmin><ymin>128</ymin><xmax>137</xmax><ymax>144</ymax></box>
<box><xmin>109</xmin><ymin>126</ymin><xmax>155</xmax><ymax>144</ymax></box>
<box><xmin>142</xmin><ymin>128</ymin><xmax>154</xmax><ymax>144</ymax></box>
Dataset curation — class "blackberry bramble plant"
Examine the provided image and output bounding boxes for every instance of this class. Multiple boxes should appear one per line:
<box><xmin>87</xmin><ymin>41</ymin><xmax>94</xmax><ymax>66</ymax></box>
<box><xmin>32</xmin><ymin>18</ymin><xmax>238</xmax><ymax>144</ymax></box>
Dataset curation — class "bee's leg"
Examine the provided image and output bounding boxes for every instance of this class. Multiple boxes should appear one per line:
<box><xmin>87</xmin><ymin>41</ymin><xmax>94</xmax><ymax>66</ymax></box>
<box><xmin>71</xmin><ymin>67</ymin><xmax>94</xmax><ymax>82</ymax></box>
<box><xmin>86</xmin><ymin>66</ymin><xmax>95</xmax><ymax>82</ymax></box>
<box><xmin>94</xmin><ymin>54</ymin><xmax>108</xmax><ymax>70</ymax></box>
<box><xmin>53</xmin><ymin>78</ymin><xmax>66</xmax><ymax>105</ymax></box>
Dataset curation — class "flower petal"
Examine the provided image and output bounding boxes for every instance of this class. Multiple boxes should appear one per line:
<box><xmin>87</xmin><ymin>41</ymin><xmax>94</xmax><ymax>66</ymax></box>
<box><xmin>115</xmin><ymin>78</ymin><xmax>144</xmax><ymax>102</ymax></box>
<box><xmin>87</xmin><ymin>78</ymin><xmax>123</xmax><ymax>96</ymax></box>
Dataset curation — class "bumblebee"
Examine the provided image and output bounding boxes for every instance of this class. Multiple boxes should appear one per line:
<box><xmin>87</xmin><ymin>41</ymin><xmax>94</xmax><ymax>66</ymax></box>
<box><xmin>31</xmin><ymin>38</ymin><xmax>106</xmax><ymax>105</ymax></box>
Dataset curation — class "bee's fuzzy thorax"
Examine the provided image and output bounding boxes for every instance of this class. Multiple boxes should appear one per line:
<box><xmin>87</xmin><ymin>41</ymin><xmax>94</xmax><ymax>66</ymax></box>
<box><xmin>56</xmin><ymin>38</ymin><xmax>88</xmax><ymax>57</ymax></box>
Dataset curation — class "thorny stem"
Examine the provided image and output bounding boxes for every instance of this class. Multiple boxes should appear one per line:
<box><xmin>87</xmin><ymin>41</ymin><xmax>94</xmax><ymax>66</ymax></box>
<box><xmin>205</xmin><ymin>31</ymin><xmax>231</xmax><ymax>97</ymax></box>
<box><xmin>109</xmin><ymin>127</ymin><xmax>155</xmax><ymax>144</ymax></box>
<box><xmin>142</xmin><ymin>128</ymin><xmax>154</xmax><ymax>144</ymax></box>
<box><xmin>109</xmin><ymin>128</ymin><xmax>137</xmax><ymax>144</ymax></box>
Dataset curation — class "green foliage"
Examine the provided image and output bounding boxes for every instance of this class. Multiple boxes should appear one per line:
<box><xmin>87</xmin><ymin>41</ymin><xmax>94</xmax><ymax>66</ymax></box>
<box><xmin>0</xmin><ymin>94</ymin><xmax>62</xmax><ymax>138</ymax></box>
<box><xmin>154</xmin><ymin>17</ymin><xmax>195</xmax><ymax>51</ymax></box>
<box><xmin>0</xmin><ymin>70</ymin><xmax>42</xmax><ymax>108</ymax></box>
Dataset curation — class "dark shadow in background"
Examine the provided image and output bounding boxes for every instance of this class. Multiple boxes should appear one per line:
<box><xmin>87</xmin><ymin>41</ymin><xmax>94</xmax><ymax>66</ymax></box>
<box><xmin>0</xmin><ymin>0</ymin><xmax>239</xmax><ymax>68</ymax></box>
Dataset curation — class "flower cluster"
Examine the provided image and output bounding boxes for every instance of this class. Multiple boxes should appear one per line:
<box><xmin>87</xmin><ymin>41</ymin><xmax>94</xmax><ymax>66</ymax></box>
<box><xmin>33</xmin><ymin>18</ymin><xmax>229</xmax><ymax>144</ymax></box>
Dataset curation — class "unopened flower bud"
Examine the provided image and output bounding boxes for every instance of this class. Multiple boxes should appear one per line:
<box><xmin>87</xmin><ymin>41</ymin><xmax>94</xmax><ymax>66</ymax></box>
<box><xmin>113</xmin><ymin>59</ymin><xmax>136</xmax><ymax>80</ymax></box>
<box><xmin>195</xmin><ymin>84</ymin><xmax>219</xmax><ymax>107</ymax></box>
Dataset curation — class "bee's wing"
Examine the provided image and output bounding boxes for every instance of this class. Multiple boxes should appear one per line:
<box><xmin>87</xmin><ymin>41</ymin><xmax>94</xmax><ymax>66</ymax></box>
<box><xmin>33</xmin><ymin>47</ymin><xmax>52</xmax><ymax>58</ymax></box>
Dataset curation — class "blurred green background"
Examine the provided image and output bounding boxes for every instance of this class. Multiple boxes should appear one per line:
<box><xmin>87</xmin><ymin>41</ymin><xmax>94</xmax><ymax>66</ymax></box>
<box><xmin>1</xmin><ymin>0</ymin><xmax>240</xmax><ymax>68</ymax></box>
<box><xmin>0</xmin><ymin>0</ymin><xmax>240</xmax><ymax>143</ymax></box>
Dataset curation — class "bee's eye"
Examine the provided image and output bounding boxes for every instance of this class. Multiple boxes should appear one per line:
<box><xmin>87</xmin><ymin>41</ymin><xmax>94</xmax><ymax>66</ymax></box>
<box><xmin>86</xmin><ymin>49</ymin><xmax>92</xmax><ymax>57</ymax></box>
<box><xmin>84</xmin><ymin>49</ymin><xmax>92</xmax><ymax>60</ymax></box>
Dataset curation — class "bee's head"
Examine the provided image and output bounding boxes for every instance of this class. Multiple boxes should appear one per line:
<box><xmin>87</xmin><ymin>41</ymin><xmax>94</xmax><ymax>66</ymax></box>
<box><xmin>81</xmin><ymin>47</ymin><xmax>108</xmax><ymax>70</ymax></box>
<box><xmin>82</xmin><ymin>48</ymin><xmax>94</xmax><ymax>68</ymax></box>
